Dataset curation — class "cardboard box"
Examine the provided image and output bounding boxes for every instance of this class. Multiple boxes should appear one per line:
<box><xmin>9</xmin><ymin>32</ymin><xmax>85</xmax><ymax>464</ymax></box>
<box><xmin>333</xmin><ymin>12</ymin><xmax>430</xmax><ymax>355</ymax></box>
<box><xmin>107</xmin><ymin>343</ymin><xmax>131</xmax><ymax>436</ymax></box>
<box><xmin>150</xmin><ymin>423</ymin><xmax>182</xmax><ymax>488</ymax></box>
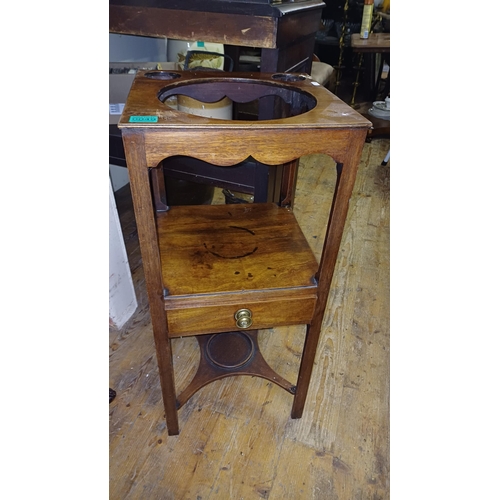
<box><xmin>109</xmin><ymin>62</ymin><xmax>177</xmax><ymax>125</ymax></box>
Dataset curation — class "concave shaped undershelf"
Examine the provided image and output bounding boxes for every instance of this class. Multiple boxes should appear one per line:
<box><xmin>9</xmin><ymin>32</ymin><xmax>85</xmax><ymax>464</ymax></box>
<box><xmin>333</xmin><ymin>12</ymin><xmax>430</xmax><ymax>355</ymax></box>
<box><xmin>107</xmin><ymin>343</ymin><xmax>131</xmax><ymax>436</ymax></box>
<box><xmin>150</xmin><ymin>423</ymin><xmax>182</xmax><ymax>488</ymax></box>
<box><xmin>158</xmin><ymin>203</ymin><xmax>319</xmax><ymax>337</ymax></box>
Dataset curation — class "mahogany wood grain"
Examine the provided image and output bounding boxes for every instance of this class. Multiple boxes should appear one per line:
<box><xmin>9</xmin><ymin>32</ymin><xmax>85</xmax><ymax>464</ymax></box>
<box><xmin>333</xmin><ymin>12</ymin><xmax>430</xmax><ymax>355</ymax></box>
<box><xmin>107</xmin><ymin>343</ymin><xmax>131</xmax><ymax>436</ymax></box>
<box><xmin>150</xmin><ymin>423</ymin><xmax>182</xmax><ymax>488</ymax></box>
<box><xmin>176</xmin><ymin>330</ymin><xmax>296</xmax><ymax>409</ymax></box>
<box><xmin>121</xmin><ymin>131</ymin><xmax>179</xmax><ymax>435</ymax></box>
<box><xmin>109</xmin><ymin>5</ymin><xmax>277</xmax><ymax>48</ymax></box>
<box><xmin>157</xmin><ymin>203</ymin><xmax>317</xmax><ymax>296</ymax></box>
<box><xmin>351</xmin><ymin>33</ymin><xmax>390</xmax><ymax>53</ymax></box>
<box><xmin>166</xmin><ymin>294</ymin><xmax>317</xmax><ymax>337</ymax></box>
<box><xmin>119</xmin><ymin>70</ymin><xmax>371</xmax><ymax>435</ymax></box>
<box><xmin>109</xmin><ymin>142</ymin><xmax>390</xmax><ymax>498</ymax></box>
<box><xmin>159</xmin><ymin>202</ymin><xmax>319</xmax><ymax>336</ymax></box>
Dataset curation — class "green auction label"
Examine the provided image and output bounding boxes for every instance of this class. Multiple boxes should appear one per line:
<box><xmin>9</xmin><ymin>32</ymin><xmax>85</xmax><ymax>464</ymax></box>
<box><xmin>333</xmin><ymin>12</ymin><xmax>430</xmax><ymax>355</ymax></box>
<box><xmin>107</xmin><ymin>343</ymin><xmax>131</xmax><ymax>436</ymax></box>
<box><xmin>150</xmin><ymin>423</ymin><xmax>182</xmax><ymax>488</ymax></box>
<box><xmin>129</xmin><ymin>116</ymin><xmax>158</xmax><ymax>122</ymax></box>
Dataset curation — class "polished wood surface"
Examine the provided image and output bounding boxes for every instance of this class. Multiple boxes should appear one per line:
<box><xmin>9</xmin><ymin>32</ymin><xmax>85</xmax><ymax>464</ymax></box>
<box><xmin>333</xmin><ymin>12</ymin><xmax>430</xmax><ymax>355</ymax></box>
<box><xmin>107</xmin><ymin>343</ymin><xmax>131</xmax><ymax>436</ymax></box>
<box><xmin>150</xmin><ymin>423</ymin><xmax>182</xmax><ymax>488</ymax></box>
<box><xmin>176</xmin><ymin>329</ymin><xmax>297</xmax><ymax>409</ymax></box>
<box><xmin>159</xmin><ymin>203</ymin><xmax>317</xmax><ymax>296</ymax></box>
<box><xmin>120</xmin><ymin>71</ymin><xmax>370</xmax><ymax>132</ymax></box>
<box><xmin>119</xmin><ymin>71</ymin><xmax>371</xmax><ymax>435</ymax></box>
<box><xmin>159</xmin><ymin>203</ymin><xmax>318</xmax><ymax>336</ymax></box>
<box><xmin>109</xmin><ymin>139</ymin><xmax>390</xmax><ymax>498</ymax></box>
<box><xmin>351</xmin><ymin>33</ymin><xmax>390</xmax><ymax>53</ymax></box>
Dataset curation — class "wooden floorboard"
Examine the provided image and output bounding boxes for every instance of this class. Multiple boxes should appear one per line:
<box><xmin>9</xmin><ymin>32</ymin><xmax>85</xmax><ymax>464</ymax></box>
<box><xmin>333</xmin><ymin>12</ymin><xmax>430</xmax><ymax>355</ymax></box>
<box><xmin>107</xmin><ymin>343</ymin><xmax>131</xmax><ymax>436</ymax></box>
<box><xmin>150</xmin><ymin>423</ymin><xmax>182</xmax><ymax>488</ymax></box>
<box><xmin>109</xmin><ymin>138</ymin><xmax>390</xmax><ymax>499</ymax></box>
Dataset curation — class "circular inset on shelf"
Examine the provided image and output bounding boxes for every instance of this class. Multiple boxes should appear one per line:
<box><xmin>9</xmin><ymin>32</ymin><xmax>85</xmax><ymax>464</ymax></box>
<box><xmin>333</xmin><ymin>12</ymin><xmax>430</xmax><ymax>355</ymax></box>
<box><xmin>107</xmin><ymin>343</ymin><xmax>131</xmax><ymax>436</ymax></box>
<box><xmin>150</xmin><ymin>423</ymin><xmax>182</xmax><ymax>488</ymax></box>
<box><xmin>206</xmin><ymin>331</ymin><xmax>255</xmax><ymax>368</ymax></box>
<box><xmin>145</xmin><ymin>71</ymin><xmax>182</xmax><ymax>80</ymax></box>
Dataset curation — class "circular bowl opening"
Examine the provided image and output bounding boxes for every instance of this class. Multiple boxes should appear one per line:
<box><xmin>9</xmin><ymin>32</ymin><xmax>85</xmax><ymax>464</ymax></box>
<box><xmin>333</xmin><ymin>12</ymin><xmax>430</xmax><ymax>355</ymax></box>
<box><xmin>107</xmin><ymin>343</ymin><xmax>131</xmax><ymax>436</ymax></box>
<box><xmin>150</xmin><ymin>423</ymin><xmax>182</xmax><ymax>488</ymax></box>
<box><xmin>145</xmin><ymin>71</ymin><xmax>182</xmax><ymax>80</ymax></box>
<box><xmin>158</xmin><ymin>78</ymin><xmax>316</xmax><ymax>121</ymax></box>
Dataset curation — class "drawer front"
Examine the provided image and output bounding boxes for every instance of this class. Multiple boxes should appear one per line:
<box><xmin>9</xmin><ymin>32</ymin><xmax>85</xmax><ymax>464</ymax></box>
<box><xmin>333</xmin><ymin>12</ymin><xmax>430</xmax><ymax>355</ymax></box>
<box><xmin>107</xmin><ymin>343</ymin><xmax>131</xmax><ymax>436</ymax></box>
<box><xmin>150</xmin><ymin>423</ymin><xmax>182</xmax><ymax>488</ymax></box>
<box><xmin>167</xmin><ymin>296</ymin><xmax>316</xmax><ymax>337</ymax></box>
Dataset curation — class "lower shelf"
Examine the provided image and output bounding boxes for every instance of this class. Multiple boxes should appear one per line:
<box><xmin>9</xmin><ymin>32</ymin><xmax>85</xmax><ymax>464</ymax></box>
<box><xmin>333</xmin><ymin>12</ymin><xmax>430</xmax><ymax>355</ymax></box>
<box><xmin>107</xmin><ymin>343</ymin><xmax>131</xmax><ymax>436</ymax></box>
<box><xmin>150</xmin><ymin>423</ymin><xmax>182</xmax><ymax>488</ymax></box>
<box><xmin>176</xmin><ymin>329</ymin><xmax>296</xmax><ymax>409</ymax></box>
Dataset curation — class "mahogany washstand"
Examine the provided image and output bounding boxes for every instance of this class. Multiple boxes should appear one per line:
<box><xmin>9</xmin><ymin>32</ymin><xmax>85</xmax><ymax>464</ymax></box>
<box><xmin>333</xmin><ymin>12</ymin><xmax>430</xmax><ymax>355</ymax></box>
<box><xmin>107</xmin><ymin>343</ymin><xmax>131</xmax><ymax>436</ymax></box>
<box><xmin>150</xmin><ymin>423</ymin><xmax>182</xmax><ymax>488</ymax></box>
<box><xmin>119</xmin><ymin>70</ymin><xmax>371</xmax><ymax>435</ymax></box>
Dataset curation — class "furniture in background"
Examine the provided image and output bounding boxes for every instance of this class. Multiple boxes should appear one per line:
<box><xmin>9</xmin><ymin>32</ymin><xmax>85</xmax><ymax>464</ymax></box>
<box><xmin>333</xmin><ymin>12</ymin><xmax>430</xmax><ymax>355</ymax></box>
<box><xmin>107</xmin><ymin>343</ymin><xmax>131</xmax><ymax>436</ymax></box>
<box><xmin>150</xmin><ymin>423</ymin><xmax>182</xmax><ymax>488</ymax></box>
<box><xmin>110</xmin><ymin>0</ymin><xmax>325</xmax><ymax>74</ymax></box>
<box><xmin>110</xmin><ymin>0</ymin><xmax>326</xmax><ymax>204</ymax></box>
<box><xmin>118</xmin><ymin>70</ymin><xmax>371</xmax><ymax>435</ymax></box>
<box><xmin>350</xmin><ymin>32</ymin><xmax>390</xmax><ymax>140</ymax></box>
<box><xmin>350</xmin><ymin>33</ymin><xmax>390</xmax><ymax>103</ymax></box>
<box><xmin>238</xmin><ymin>49</ymin><xmax>335</xmax><ymax>90</ymax></box>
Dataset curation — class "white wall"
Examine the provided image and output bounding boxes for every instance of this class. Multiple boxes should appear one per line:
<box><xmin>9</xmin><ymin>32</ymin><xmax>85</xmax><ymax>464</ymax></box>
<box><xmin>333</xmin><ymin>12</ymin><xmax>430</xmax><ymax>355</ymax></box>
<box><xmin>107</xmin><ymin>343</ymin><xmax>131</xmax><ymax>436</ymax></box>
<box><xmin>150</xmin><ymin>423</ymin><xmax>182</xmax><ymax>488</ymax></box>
<box><xmin>109</xmin><ymin>33</ymin><xmax>168</xmax><ymax>62</ymax></box>
<box><xmin>109</xmin><ymin>179</ymin><xmax>138</xmax><ymax>328</ymax></box>
<box><xmin>109</xmin><ymin>34</ymin><xmax>170</xmax><ymax>326</ymax></box>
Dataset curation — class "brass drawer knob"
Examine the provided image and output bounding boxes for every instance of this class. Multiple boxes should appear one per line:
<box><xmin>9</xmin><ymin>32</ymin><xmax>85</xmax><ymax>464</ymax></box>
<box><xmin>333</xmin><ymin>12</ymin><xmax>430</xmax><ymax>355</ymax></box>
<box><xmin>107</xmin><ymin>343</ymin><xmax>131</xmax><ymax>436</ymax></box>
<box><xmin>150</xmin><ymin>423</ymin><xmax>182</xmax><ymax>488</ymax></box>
<box><xmin>235</xmin><ymin>309</ymin><xmax>253</xmax><ymax>329</ymax></box>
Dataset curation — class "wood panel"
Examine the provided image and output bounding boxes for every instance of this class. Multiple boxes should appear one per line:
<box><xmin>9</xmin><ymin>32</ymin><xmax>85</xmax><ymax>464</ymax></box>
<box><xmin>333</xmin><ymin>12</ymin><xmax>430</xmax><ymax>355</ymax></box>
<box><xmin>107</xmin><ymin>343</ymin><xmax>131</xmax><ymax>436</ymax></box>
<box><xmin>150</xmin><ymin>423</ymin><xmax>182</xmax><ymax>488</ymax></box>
<box><xmin>158</xmin><ymin>203</ymin><xmax>318</xmax><ymax>296</ymax></box>
<box><xmin>166</xmin><ymin>294</ymin><xmax>317</xmax><ymax>337</ymax></box>
<box><xmin>109</xmin><ymin>5</ymin><xmax>278</xmax><ymax>48</ymax></box>
<box><xmin>110</xmin><ymin>138</ymin><xmax>390</xmax><ymax>498</ymax></box>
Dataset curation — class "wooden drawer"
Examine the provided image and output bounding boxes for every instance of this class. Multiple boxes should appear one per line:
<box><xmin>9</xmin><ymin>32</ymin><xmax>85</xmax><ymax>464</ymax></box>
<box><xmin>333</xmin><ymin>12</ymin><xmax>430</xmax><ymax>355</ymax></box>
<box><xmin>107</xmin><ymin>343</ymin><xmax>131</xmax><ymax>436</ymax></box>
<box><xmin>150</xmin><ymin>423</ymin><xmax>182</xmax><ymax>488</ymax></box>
<box><xmin>166</xmin><ymin>292</ymin><xmax>317</xmax><ymax>337</ymax></box>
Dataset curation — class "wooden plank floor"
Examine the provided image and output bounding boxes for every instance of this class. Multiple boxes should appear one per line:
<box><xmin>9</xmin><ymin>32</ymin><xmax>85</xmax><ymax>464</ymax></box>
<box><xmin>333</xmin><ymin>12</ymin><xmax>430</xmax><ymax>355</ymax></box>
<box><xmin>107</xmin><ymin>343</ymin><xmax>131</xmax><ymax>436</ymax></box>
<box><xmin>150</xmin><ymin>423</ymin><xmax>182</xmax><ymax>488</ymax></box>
<box><xmin>110</xmin><ymin>138</ymin><xmax>390</xmax><ymax>500</ymax></box>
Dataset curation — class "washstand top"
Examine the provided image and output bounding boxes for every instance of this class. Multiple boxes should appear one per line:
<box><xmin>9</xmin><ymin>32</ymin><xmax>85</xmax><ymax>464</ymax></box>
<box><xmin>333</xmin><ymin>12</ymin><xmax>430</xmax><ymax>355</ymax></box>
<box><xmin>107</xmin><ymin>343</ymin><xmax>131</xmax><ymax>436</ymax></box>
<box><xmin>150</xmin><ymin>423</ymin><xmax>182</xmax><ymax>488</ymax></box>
<box><xmin>118</xmin><ymin>70</ymin><xmax>372</xmax><ymax>131</ymax></box>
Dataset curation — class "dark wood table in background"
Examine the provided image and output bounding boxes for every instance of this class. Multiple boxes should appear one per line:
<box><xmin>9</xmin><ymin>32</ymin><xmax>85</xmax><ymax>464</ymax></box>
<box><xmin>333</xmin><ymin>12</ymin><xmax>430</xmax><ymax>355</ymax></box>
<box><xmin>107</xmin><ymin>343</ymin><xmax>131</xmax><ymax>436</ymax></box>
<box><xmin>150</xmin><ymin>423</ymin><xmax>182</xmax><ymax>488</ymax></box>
<box><xmin>350</xmin><ymin>33</ymin><xmax>390</xmax><ymax>53</ymax></box>
<box><xmin>350</xmin><ymin>33</ymin><xmax>390</xmax><ymax>140</ymax></box>
<box><xmin>110</xmin><ymin>0</ymin><xmax>325</xmax><ymax>74</ymax></box>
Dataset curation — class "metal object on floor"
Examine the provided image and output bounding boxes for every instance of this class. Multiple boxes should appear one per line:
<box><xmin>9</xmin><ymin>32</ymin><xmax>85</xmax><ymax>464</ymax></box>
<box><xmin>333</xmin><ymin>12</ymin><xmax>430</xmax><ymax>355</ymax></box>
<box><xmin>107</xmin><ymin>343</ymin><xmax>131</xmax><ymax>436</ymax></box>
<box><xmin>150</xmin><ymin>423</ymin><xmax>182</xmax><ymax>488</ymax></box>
<box><xmin>368</xmin><ymin>100</ymin><xmax>390</xmax><ymax>120</ymax></box>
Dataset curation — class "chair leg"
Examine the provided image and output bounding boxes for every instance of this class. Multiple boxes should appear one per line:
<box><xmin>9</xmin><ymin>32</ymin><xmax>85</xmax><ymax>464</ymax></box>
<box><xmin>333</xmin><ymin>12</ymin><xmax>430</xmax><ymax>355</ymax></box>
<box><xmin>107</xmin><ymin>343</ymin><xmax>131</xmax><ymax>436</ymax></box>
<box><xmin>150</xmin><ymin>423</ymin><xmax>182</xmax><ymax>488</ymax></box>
<box><xmin>381</xmin><ymin>149</ymin><xmax>390</xmax><ymax>166</ymax></box>
<box><xmin>291</xmin><ymin>324</ymin><xmax>321</xmax><ymax>418</ymax></box>
<box><xmin>160</xmin><ymin>341</ymin><xmax>180</xmax><ymax>436</ymax></box>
